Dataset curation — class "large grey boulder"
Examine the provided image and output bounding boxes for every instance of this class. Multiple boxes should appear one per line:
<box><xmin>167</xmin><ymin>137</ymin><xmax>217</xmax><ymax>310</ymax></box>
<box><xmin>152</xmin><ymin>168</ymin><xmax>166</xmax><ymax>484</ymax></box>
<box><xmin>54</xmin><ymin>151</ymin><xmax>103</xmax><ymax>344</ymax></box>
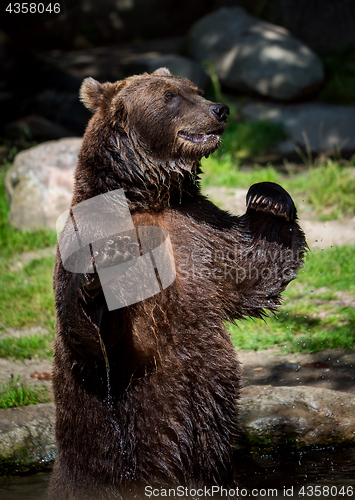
<box><xmin>243</xmin><ymin>0</ymin><xmax>355</xmax><ymax>56</ymax></box>
<box><xmin>240</xmin><ymin>385</ymin><xmax>355</xmax><ymax>449</ymax></box>
<box><xmin>242</xmin><ymin>101</ymin><xmax>355</xmax><ymax>156</ymax></box>
<box><xmin>185</xmin><ymin>7</ymin><xmax>324</xmax><ymax>101</ymax></box>
<box><xmin>5</xmin><ymin>138</ymin><xmax>81</xmax><ymax>232</ymax></box>
<box><xmin>0</xmin><ymin>403</ymin><xmax>55</xmax><ymax>474</ymax></box>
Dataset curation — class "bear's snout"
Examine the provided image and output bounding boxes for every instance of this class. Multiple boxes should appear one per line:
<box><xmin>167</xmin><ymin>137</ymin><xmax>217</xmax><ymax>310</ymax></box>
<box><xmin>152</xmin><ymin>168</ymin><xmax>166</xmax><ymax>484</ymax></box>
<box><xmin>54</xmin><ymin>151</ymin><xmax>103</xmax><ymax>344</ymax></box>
<box><xmin>211</xmin><ymin>104</ymin><xmax>230</xmax><ymax>123</ymax></box>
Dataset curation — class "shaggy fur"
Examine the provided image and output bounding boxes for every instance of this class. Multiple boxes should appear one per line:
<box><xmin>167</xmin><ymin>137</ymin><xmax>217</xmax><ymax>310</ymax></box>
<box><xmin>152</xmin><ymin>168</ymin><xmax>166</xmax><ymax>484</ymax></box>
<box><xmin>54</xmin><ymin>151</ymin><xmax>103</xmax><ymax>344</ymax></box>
<box><xmin>50</xmin><ymin>68</ymin><xmax>306</xmax><ymax>499</ymax></box>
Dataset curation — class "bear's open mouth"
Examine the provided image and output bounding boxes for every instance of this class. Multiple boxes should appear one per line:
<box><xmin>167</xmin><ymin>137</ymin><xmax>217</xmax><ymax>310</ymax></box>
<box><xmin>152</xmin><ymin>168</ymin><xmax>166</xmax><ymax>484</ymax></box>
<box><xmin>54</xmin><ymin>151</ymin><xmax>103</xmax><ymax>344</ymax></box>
<box><xmin>178</xmin><ymin>131</ymin><xmax>221</xmax><ymax>144</ymax></box>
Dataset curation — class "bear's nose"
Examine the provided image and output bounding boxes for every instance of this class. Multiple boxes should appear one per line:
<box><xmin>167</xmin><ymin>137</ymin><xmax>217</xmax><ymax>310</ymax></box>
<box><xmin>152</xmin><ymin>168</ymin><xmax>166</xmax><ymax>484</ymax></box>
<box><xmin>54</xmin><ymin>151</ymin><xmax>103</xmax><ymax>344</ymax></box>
<box><xmin>212</xmin><ymin>104</ymin><xmax>230</xmax><ymax>123</ymax></box>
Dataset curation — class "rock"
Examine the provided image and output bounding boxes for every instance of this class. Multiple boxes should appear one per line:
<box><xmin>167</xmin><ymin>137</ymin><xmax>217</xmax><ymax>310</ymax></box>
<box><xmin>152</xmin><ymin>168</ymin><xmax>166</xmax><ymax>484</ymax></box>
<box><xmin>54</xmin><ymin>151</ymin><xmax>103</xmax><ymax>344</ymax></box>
<box><xmin>185</xmin><ymin>7</ymin><xmax>324</xmax><ymax>101</ymax></box>
<box><xmin>239</xmin><ymin>385</ymin><xmax>355</xmax><ymax>450</ymax></box>
<box><xmin>246</xmin><ymin>0</ymin><xmax>355</xmax><ymax>56</ymax></box>
<box><xmin>5</xmin><ymin>138</ymin><xmax>81</xmax><ymax>232</ymax></box>
<box><xmin>1</xmin><ymin>385</ymin><xmax>355</xmax><ymax>473</ymax></box>
<box><xmin>38</xmin><ymin>37</ymin><xmax>185</xmax><ymax>83</ymax></box>
<box><xmin>4</xmin><ymin>115</ymin><xmax>75</xmax><ymax>142</ymax></box>
<box><xmin>242</xmin><ymin>101</ymin><xmax>355</xmax><ymax>156</ymax></box>
<box><xmin>229</xmin><ymin>0</ymin><xmax>355</xmax><ymax>55</ymax></box>
<box><xmin>130</xmin><ymin>54</ymin><xmax>211</xmax><ymax>90</ymax></box>
<box><xmin>0</xmin><ymin>403</ymin><xmax>55</xmax><ymax>474</ymax></box>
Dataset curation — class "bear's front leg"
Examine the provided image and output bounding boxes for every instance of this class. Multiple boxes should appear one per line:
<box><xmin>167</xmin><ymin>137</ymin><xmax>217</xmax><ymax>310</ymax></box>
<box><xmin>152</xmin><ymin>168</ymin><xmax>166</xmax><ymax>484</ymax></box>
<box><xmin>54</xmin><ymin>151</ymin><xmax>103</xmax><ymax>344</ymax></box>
<box><xmin>219</xmin><ymin>181</ymin><xmax>307</xmax><ymax>320</ymax></box>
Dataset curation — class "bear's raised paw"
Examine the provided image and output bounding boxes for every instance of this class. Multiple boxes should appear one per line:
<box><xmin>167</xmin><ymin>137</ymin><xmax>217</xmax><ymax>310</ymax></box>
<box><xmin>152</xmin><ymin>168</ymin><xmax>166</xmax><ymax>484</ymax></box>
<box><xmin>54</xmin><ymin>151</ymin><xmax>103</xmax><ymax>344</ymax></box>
<box><xmin>246</xmin><ymin>181</ymin><xmax>296</xmax><ymax>222</ymax></box>
<box><xmin>82</xmin><ymin>235</ymin><xmax>140</xmax><ymax>298</ymax></box>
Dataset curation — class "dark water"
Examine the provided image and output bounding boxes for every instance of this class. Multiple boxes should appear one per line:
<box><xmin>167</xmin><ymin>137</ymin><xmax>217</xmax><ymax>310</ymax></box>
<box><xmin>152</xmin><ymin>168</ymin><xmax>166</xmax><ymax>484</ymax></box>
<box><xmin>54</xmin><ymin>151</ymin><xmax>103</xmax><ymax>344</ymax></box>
<box><xmin>0</xmin><ymin>446</ymin><xmax>355</xmax><ymax>499</ymax></box>
<box><xmin>0</xmin><ymin>472</ymin><xmax>50</xmax><ymax>500</ymax></box>
<box><xmin>236</xmin><ymin>446</ymin><xmax>355</xmax><ymax>499</ymax></box>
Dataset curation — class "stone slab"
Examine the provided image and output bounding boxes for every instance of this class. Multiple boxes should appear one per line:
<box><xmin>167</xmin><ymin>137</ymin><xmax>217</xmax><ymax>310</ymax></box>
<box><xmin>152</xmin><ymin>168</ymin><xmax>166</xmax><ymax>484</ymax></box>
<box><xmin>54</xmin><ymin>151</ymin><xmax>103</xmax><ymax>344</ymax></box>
<box><xmin>243</xmin><ymin>101</ymin><xmax>355</xmax><ymax>156</ymax></box>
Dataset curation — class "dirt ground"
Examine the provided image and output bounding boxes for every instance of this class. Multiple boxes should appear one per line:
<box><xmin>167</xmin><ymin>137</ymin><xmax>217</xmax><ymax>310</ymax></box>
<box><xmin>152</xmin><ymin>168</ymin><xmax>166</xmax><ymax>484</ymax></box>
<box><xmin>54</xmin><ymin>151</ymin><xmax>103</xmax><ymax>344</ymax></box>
<box><xmin>239</xmin><ymin>348</ymin><xmax>355</xmax><ymax>393</ymax></box>
<box><xmin>2</xmin><ymin>344</ymin><xmax>355</xmax><ymax>396</ymax></box>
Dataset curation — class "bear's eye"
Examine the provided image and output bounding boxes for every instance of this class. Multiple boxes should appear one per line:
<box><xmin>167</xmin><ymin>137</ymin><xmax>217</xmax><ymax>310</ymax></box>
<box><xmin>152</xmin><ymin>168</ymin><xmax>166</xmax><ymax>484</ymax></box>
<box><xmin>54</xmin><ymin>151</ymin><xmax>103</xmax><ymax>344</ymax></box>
<box><xmin>164</xmin><ymin>91</ymin><xmax>177</xmax><ymax>101</ymax></box>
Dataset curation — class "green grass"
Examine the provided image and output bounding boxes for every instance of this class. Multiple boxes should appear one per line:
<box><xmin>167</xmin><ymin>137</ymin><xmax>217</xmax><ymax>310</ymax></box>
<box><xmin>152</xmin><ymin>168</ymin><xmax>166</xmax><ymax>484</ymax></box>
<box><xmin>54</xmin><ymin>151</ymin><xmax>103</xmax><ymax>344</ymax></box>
<box><xmin>201</xmin><ymin>155</ymin><xmax>280</xmax><ymax>188</ymax></box>
<box><xmin>228</xmin><ymin>245</ymin><xmax>355</xmax><ymax>353</ymax></box>
<box><xmin>0</xmin><ymin>332</ymin><xmax>54</xmax><ymax>360</ymax></box>
<box><xmin>0</xmin><ymin>255</ymin><xmax>56</xmax><ymax>333</ymax></box>
<box><xmin>0</xmin><ymin>375</ymin><xmax>51</xmax><ymax>409</ymax></box>
<box><xmin>298</xmin><ymin>160</ymin><xmax>355</xmax><ymax>219</ymax></box>
<box><xmin>299</xmin><ymin>244</ymin><xmax>355</xmax><ymax>293</ymax></box>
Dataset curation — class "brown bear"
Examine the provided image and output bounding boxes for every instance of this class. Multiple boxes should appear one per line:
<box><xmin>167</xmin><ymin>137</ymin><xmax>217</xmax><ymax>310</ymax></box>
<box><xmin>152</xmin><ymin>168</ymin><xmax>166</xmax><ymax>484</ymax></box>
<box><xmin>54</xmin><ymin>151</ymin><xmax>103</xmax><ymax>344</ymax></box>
<box><xmin>50</xmin><ymin>68</ymin><xmax>306</xmax><ymax>500</ymax></box>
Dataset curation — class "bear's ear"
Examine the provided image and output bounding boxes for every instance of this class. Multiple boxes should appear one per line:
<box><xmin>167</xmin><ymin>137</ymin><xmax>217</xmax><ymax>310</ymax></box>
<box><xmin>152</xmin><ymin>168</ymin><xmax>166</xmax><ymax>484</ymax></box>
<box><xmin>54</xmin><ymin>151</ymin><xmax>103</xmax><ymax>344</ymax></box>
<box><xmin>152</xmin><ymin>67</ymin><xmax>172</xmax><ymax>77</ymax></box>
<box><xmin>80</xmin><ymin>77</ymin><xmax>115</xmax><ymax>112</ymax></box>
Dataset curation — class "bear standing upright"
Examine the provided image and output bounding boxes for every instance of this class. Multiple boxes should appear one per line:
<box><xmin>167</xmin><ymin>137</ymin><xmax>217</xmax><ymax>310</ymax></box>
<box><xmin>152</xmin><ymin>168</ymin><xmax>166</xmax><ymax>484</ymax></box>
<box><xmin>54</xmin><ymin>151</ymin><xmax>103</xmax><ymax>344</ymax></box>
<box><xmin>50</xmin><ymin>68</ymin><xmax>306</xmax><ymax>499</ymax></box>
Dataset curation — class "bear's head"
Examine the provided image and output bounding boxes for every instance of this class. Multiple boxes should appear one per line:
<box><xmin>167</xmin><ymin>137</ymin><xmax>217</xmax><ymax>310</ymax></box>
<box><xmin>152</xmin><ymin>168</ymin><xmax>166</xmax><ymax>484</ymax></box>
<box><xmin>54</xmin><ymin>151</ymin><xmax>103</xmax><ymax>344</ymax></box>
<box><xmin>79</xmin><ymin>68</ymin><xmax>229</xmax><ymax>163</ymax></box>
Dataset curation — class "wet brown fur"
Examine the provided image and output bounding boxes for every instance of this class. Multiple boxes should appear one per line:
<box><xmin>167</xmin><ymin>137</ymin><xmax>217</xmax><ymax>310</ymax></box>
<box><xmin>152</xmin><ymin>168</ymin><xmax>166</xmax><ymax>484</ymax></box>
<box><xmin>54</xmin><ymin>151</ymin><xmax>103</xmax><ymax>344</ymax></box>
<box><xmin>50</xmin><ymin>69</ymin><xmax>306</xmax><ymax>499</ymax></box>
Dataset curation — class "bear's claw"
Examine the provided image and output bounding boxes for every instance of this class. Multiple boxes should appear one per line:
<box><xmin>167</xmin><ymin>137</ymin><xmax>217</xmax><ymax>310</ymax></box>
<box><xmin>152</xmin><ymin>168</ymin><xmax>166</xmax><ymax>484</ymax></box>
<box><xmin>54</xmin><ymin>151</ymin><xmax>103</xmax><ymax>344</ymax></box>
<box><xmin>246</xmin><ymin>182</ymin><xmax>296</xmax><ymax>221</ymax></box>
<box><xmin>82</xmin><ymin>236</ymin><xmax>140</xmax><ymax>298</ymax></box>
<box><xmin>82</xmin><ymin>273</ymin><xmax>101</xmax><ymax>298</ymax></box>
